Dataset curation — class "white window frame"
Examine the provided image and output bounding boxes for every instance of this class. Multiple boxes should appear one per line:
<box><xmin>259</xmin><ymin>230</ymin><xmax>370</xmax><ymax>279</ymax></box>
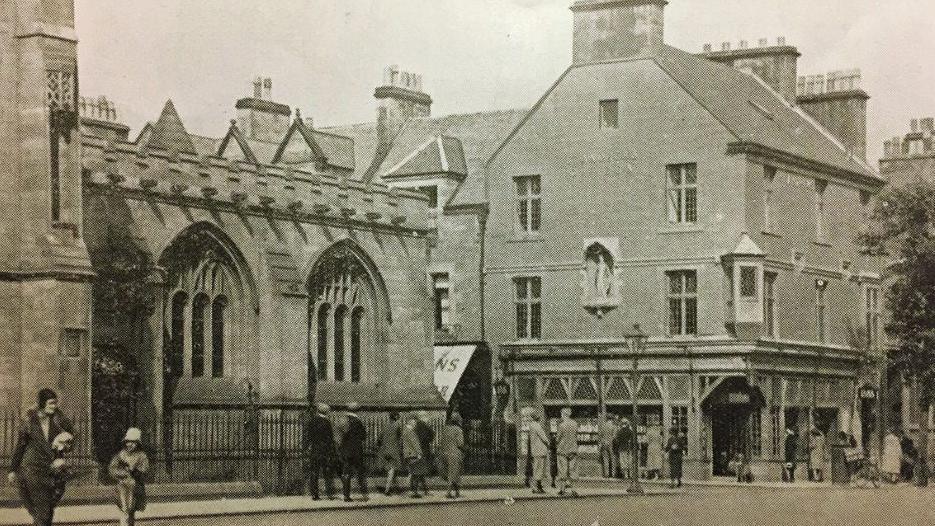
<box><xmin>514</xmin><ymin>276</ymin><xmax>542</xmax><ymax>340</ymax></box>
<box><xmin>815</xmin><ymin>180</ymin><xmax>828</xmax><ymax>242</ymax></box>
<box><xmin>515</xmin><ymin>175</ymin><xmax>541</xmax><ymax>235</ymax></box>
<box><xmin>764</xmin><ymin>271</ymin><xmax>778</xmax><ymax>338</ymax></box>
<box><xmin>667</xmin><ymin>163</ymin><xmax>698</xmax><ymax>224</ymax></box>
<box><xmin>816</xmin><ymin>279</ymin><xmax>828</xmax><ymax>343</ymax></box>
<box><xmin>432</xmin><ymin>272</ymin><xmax>452</xmax><ymax>331</ymax></box>
<box><xmin>764</xmin><ymin>165</ymin><xmax>776</xmax><ymax>232</ymax></box>
<box><xmin>666</xmin><ymin>270</ymin><xmax>698</xmax><ymax>336</ymax></box>
<box><xmin>599</xmin><ymin>99</ymin><xmax>619</xmax><ymax>129</ymax></box>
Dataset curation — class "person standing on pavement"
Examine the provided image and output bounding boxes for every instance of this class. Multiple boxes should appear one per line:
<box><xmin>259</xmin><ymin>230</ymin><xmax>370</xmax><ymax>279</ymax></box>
<box><xmin>519</xmin><ymin>406</ymin><xmax>534</xmax><ymax>487</ymax></box>
<box><xmin>882</xmin><ymin>429</ymin><xmax>902</xmax><ymax>483</ymax></box>
<box><xmin>528</xmin><ymin>411</ymin><xmax>550</xmax><ymax>494</ymax></box>
<box><xmin>598</xmin><ymin>415</ymin><xmax>619</xmax><ymax>478</ymax></box>
<box><xmin>108</xmin><ymin>428</ymin><xmax>149</xmax><ymax>526</ymax></box>
<box><xmin>440</xmin><ymin>412</ymin><xmax>465</xmax><ymax>499</ymax></box>
<box><xmin>783</xmin><ymin>427</ymin><xmax>798</xmax><ymax>483</ymax></box>
<box><xmin>808</xmin><ymin>428</ymin><xmax>825</xmax><ymax>482</ymax></box>
<box><xmin>337</xmin><ymin>402</ymin><xmax>369</xmax><ymax>502</ymax></box>
<box><xmin>555</xmin><ymin>408</ymin><xmax>579</xmax><ymax>496</ymax></box>
<box><xmin>614</xmin><ymin>418</ymin><xmax>634</xmax><ymax>480</ymax></box>
<box><xmin>376</xmin><ymin>411</ymin><xmax>403</xmax><ymax>495</ymax></box>
<box><xmin>414</xmin><ymin>411</ymin><xmax>435</xmax><ymax>495</ymax></box>
<box><xmin>646</xmin><ymin>426</ymin><xmax>664</xmax><ymax>480</ymax></box>
<box><xmin>8</xmin><ymin>388</ymin><xmax>74</xmax><ymax>526</ymax></box>
<box><xmin>666</xmin><ymin>427</ymin><xmax>686</xmax><ymax>488</ymax></box>
<box><xmin>304</xmin><ymin>403</ymin><xmax>337</xmax><ymax>500</ymax></box>
<box><xmin>402</xmin><ymin>416</ymin><xmax>426</xmax><ymax>498</ymax></box>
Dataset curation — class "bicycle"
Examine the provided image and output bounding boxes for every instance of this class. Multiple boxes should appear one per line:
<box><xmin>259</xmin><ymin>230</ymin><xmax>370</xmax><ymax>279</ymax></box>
<box><xmin>847</xmin><ymin>448</ymin><xmax>880</xmax><ymax>488</ymax></box>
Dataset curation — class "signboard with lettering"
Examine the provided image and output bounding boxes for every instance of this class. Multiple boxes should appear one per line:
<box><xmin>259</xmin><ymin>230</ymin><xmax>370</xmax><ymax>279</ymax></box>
<box><xmin>727</xmin><ymin>391</ymin><xmax>751</xmax><ymax>404</ymax></box>
<box><xmin>433</xmin><ymin>344</ymin><xmax>476</xmax><ymax>402</ymax></box>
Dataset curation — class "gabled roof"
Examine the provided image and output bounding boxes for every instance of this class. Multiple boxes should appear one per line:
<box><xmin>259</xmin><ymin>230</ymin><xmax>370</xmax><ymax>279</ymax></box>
<box><xmin>653</xmin><ymin>46</ymin><xmax>880</xmax><ymax>181</ymax></box>
<box><xmin>729</xmin><ymin>233</ymin><xmax>765</xmax><ymax>257</ymax></box>
<box><xmin>384</xmin><ymin>135</ymin><xmax>467</xmax><ymax>178</ymax></box>
<box><xmin>216</xmin><ymin>120</ymin><xmax>257</xmax><ymax>163</ymax></box>
<box><xmin>144</xmin><ymin>100</ymin><xmax>197</xmax><ymax>155</ymax></box>
<box><xmin>272</xmin><ymin>116</ymin><xmax>355</xmax><ymax>170</ymax></box>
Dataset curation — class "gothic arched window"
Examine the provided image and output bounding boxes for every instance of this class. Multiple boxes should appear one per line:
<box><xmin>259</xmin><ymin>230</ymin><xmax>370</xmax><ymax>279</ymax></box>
<box><xmin>191</xmin><ymin>293</ymin><xmax>209</xmax><ymax>377</ymax></box>
<box><xmin>211</xmin><ymin>296</ymin><xmax>227</xmax><ymax>378</ymax></box>
<box><xmin>308</xmin><ymin>242</ymin><xmax>386</xmax><ymax>383</ymax></box>
<box><xmin>169</xmin><ymin>291</ymin><xmax>188</xmax><ymax>378</ymax></box>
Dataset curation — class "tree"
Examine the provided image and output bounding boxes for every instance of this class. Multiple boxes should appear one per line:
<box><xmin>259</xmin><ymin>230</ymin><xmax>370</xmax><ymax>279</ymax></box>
<box><xmin>860</xmin><ymin>179</ymin><xmax>935</xmax><ymax>482</ymax></box>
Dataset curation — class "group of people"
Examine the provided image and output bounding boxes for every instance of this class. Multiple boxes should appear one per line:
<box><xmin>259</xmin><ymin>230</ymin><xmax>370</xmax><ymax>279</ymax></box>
<box><xmin>304</xmin><ymin>402</ymin><xmax>467</xmax><ymax>501</ymax></box>
<box><xmin>7</xmin><ymin>388</ymin><xmax>148</xmax><ymax>526</ymax></box>
<box><xmin>522</xmin><ymin>409</ymin><xmax>687</xmax><ymax>493</ymax></box>
<box><xmin>882</xmin><ymin>428</ymin><xmax>923</xmax><ymax>483</ymax></box>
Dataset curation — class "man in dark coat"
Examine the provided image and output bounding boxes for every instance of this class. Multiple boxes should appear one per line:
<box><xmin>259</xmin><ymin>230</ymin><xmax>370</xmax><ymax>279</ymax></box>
<box><xmin>337</xmin><ymin>402</ymin><xmax>369</xmax><ymax>502</ymax></box>
<box><xmin>303</xmin><ymin>403</ymin><xmax>337</xmax><ymax>500</ymax></box>
<box><xmin>8</xmin><ymin>389</ymin><xmax>74</xmax><ymax>526</ymax></box>
<box><xmin>414</xmin><ymin>411</ymin><xmax>435</xmax><ymax>495</ymax></box>
<box><xmin>783</xmin><ymin>427</ymin><xmax>798</xmax><ymax>482</ymax></box>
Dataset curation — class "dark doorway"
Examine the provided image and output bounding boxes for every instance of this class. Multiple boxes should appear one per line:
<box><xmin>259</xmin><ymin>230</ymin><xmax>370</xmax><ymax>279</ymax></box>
<box><xmin>704</xmin><ymin>377</ymin><xmax>764</xmax><ymax>476</ymax></box>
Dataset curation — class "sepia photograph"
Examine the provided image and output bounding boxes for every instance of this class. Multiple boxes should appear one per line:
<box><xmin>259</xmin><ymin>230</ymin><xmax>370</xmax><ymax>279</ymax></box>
<box><xmin>1</xmin><ymin>1</ymin><xmax>934</xmax><ymax>524</ymax></box>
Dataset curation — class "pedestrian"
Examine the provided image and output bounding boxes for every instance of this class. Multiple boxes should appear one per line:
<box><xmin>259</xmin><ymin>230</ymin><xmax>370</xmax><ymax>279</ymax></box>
<box><xmin>440</xmin><ymin>412</ymin><xmax>465</xmax><ymax>499</ymax></box>
<box><xmin>414</xmin><ymin>410</ymin><xmax>435</xmax><ymax>495</ymax></box>
<box><xmin>614</xmin><ymin>418</ymin><xmax>634</xmax><ymax>481</ymax></box>
<box><xmin>666</xmin><ymin>427</ymin><xmax>686</xmax><ymax>488</ymax></box>
<box><xmin>304</xmin><ymin>403</ymin><xmax>337</xmax><ymax>500</ymax></box>
<box><xmin>808</xmin><ymin>428</ymin><xmax>825</xmax><ymax>482</ymax></box>
<box><xmin>108</xmin><ymin>428</ymin><xmax>149</xmax><ymax>526</ymax></box>
<box><xmin>527</xmin><ymin>411</ymin><xmax>550</xmax><ymax>494</ymax></box>
<box><xmin>598</xmin><ymin>415</ymin><xmax>619</xmax><ymax>478</ymax></box>
<box><xmin>900</xmin><ymin>432</ymin><xmax>916</xmax><ymax>482</ymax></box>
<box><xmin>646</xmin><ymin>426</ymin><xmax>663</xmax><ymax>480</ymax></box>
<box><xmin>782</xmin><ymin>427</ymin><xmax>798</xmax><ymax>483</ymax></box>
<box><xmin>555</xmin><ymin>408</ymin><xmax>579</xmax><ymax>496</ymax></box>
<box><xmin>376</xmin><ymin>411</ymin><xmax>403</xmax><ymax>495</ymax></box>
<box><xmin>337</xmin><ymin>402</ymin><xmax>369</xmax><ymax>502</ymax></box>
<box><xmin>519</xmin><ymin>406</ymin><xmax>534</xmax><ymax>487</ymax></box>
<box><xmin>8</xmin><ymin>388</ymin><xmax>75</xmax><ymax>526</ymax></box>
<box><xmin>402</xmin><ymin>416</ymin><xmax>426</xmax><ymax>498</ymax></box>
<box><xmin>882</xmin><ymin>429</ymin><xmax>902</xmax><ymax>483</ymax></box>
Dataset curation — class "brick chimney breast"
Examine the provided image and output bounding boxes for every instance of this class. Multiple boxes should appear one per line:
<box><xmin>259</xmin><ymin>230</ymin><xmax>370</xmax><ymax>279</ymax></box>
<box><xmin>375</xmin><ymin>65</ymin><xmax>432</xmax><ymax>154</ymax></box>
<box><xmin>235</xmin><ymin>77</ymin><xmax>291</xmax><ymax>143</ymax></box>
<box><xmin>570</xmin><ymin>0</ymin><xmax>667</xmax><ymax>64</ymax></box>
<box><xmin>796</xmin><ymin>69</ymin><xmax>870</xmax><ymax>160</ymax></box>
<box><xmin>700</xmin><ymin>37</ymin><xmax>801</xmax><ymax>102</ymax></box>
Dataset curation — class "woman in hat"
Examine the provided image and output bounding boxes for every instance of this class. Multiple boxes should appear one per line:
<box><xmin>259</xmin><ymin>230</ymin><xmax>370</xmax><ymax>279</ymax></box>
<box><xmin>109</xmin><ymin>428</ymin><xmax>149</xmax><ymax>526</ymax></box>
<box><xmin>8</xmin><ymin>388</ymin><xmax>74</xmax><ymax>526</ymax></box>
<box><xmin>440</xmin><ymin>413</ymin><xmax>466</xmax><ymax>499</ymax></box>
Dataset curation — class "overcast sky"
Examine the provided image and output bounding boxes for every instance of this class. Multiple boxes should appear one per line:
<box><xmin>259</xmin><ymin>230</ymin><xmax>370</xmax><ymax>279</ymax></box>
<box><xmin>74</xmin><ymin>0</ymin><xmax>935</xmax><ymax>163</ymax></box>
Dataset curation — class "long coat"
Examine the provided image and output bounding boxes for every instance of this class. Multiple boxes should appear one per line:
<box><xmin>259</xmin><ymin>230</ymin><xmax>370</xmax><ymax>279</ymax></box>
<box><xmin>304</xmin><ymin>413</ymin><xmax>337</xmax><ymax>462</ymax></box>
<box><xmin>402</xmin><ymin>424</ymin><xmax>428</xmax><ymax>476</ymax></box>
<box><xmin>666</xmin><ymin>435</ymin><xmax>687</xmax><ymax>478</ymax></box>
<box><xmin>555</xmin><ymin>418</ymin><xmax>578</xmax><ymax>456</ymax></box>
<box><xmin>377</xmin><ymin>420</ymin><xmax>403</xmax><ymax>470</ymax></box>
<box><xmin>108</xmin><ymin>448</ymin><xmax>149</xmax><ymax>512</ymax></box>
<box><xmin>527</xmin><ymin>420</ymin><xmax>550</xmax><ymax>458</ymax></box>
<box><xmin>882</xmin><ymin>432</ymin><xmax>902</xmax><ymax>475</ymax></box>
<box><xmin>11</xmin><ymin>409</ymin><xmax>74</xmax><ymax>488</ymax></box>
<box><xmin>439</xmin><ymin>424</ymin><xmax>465</xmax><ymax>483</ymax></box>
<box><xmin>338</xmin><ymin>413</ymin><xmax>367</xmax><ymax>461</ymax></box>
<box><xmin>646</xmin><ymin>427</ymin><xmax>664</xmax><ymax>471</ymax></box>
<box><xmin>809</xmin><ymin>432</ymin><xmax>826</xmax><ymax>469</ymax></box>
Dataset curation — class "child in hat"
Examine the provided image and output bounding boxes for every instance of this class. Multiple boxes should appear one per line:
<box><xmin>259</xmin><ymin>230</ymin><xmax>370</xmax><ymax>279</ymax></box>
<box><xmin>109</xmin><ymin>428</ymin><xmax>149</xmax><ymax>526</ymax></box>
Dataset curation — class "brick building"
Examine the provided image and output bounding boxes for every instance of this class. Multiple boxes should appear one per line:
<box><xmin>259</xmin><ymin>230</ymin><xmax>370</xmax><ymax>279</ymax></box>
<box><xmin>880</xmin><ymin>117</ymin><xmax>935</xmax><ymax>185</ymax></box>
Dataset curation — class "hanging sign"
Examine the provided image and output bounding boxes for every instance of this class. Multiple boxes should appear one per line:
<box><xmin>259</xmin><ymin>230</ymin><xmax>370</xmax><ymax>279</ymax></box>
<box><xmin>433</xmin><ymin>344</ymin><xmax>476</xmax><ymax>402</ymax></box>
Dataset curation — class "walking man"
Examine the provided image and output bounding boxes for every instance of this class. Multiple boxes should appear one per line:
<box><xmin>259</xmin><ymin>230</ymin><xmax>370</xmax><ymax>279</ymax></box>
<box><xmin>414</xmin><ymin>411</ymin><xmax>435</xmax><ymax>495</ymax></box>
<box><xmin>376</xmin><ymin>411</ymin><xmax>403</xmax><ymax>495</ymax></box>
<box><xmin>528</xmin><ymin>411</ymin><xmax>550</xmax><ymax>494</ymax></box>
<box><xmin>555</xmin><ymin>408</ymin><xmax>579</xmax><ymax>496</ymax></box>
<box><xmin>304</xmin><ymin>403</ymin><xmax>336</xmax><ymax>500</ymax></box>
<box><xmin>8</xmin><ymin>388</ymin><xmax>74</xmax><ymax>526</ymax></box>
<box><xmin>337</xmin><ymin>402</ymin><xmax>369</xmax><ymax>502</ymax></box>
<box><xmin>666</xmin><ymin>427</ymin><xmax>686</xmax><ymax>488</ymax></box>
<box><xmin>783</xmin><ymin>427</ymin><xmax>798</xmax><ymax>483</ymax></box>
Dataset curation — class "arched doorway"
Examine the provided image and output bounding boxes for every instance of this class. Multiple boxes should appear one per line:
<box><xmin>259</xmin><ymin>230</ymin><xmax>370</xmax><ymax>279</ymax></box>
<box><xmin>703</xmin><ymin>377</ymin><xmax>766</xmax><ymax>476</ymax></box>
<box><xmin>307</xmin><ymin>241</ymin><xmax>389</xmax><ymax>391</ymax></box>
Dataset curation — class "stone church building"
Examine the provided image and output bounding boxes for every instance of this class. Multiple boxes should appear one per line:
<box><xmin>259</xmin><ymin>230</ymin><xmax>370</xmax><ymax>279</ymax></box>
<box><xmin>1</xmin><ymin>0</ymin><xmax>888</xmax><ymax>481</ymax></box>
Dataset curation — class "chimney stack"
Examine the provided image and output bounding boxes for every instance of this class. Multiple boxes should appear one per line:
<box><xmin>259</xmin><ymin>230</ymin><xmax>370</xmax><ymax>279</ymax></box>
<box><xmin>374</xmin><ymin>65</ymin><xmax>432</xmax><ymax>153</ymax></box>
<box><xmin>570</xmin><ymin>0</ymin><xmax>667</xmax><ymax>64</ymax></box>
<box><xmin>796</xmin><ymin>68</ymin><xmax>870</xmax><ymax>160</ymax></box>
<box><xmin>236</xmin><ymin>76</ymin><xmax>291</xmax><ymax>142</ymax></box>
<box><xmin>700</xmin><ymin>36</ymin><xmax>800</xmax><ymax>102</ymax></box>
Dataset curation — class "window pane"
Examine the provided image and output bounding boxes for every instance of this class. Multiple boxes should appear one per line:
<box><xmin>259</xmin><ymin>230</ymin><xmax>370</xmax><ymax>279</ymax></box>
<box><xmin>684</xmin><ymin>272</ymin><xmax>697</xmax><ymax>293</ymax></box>
<box><xmin>515</xmin><ymin>178</ymin><xmax>525</xmax><ymax>196</ymax></box>
<box><xmin>531</xmin><ymin>278</ymin><xmax>541</xmax><ymax>299</ymax></box>
<box><xmin>211</xmin><ymin>297</ymin><xmax>226</xmax><ymax>378</ymax></box>
<box><xmin>668</xmin><ymin>189</ymin><xmax>681</xmax><ymax>222</ymax></box>
<box><xmin>740</xmin><ymin>266</ymin><xmax>757</xmax><ymax>297</ymax></box>
<box><xmin>317</xmin><ymin>304</ymin><xmax>329</xmax><ymax>380</ymax></box>
<box><xmin>667</xmin><ymin>165</ymin><xmax>681</xmax><ymax>186</ymax></box>
<box><xmin>669</xmin><ymin>273</ymin><xmax>682</xmax><ymax>294</ymax></box>
<box><xmin>684</xmin><ymin>164</ymin><xmax>697</xmax><ymax>184</ymax></box>
<box><xmin>191</xmin><ymin>295</ymin><xmax>208</xmax><ymax>378</ymax></box>
<box><xmin>530</xmin><ymin>177</ymin><xmax>540</xmax><ymax>195</ymax></box>
<box><xmin>516</xmin><ymin>279</ymin><xmax>527</xmax><ymax>300</ymax></box>
<box><xmin>685</xmin><ymin>188</ymin><xmax>697</xmax><ymax>223</ymax></box>
<box><xmin>669</xmin><ymin>298</ymin><xmax>682</xmax><ymax>335</ymax></box>
<box><xmin>530</xmin><ymin>199</ymin><xmax>541</xmax><ymax>232</ymax></box>
<box><xmin>334</xmin><ymin>307</ymin><xmax>345</xmax><ymax>381</ymax></box>
<box><xmin>600</xmin><ymin>99</ymin><xmax>619</xmax><ymax>128</ymax></box>
<box><xmin>351</xmin><ymin>308</ymin><xmax>362</xmax><ymax>383</ymax></box>
<box><xmin>530</xmin><ymin>303</ymin><xmax>541</xmax><ymax>339</ymax></box>
<box><xmin>516</xmin><ymin>304</ymin><xmax>528</xmax><ymax>339</ymax></box>
<box><xmin>518</xmin><ymin>200</ymin><xmax>528</xmax><ymax>232</ymax></box>
<box><xmin>686</xmin><ymin>298</ymin><xmax>697</xmax><ymax>335</ymax></box>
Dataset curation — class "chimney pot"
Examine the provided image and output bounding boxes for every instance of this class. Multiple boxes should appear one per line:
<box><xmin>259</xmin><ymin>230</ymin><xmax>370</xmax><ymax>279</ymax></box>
<box><xmin>253</xmin><ymin>77</ymin><xmax>263</xmax><ymax>98</ymax></box>
<box><xmin>911</xmin><ymin>119</ymin><xmax>919</xmax><ymax>133</ymax></box>
<box><xmin>722</xmin><ymin>42</ymin><xmax>731</xmax><ymax>51</ymax></box>
<box><xmin>758</xmin><ymin>38</ymin><xmax>768</xmax><ymax>47</ymax></box>
<box><xmin>703</xmin><ymin>43</ymin><xmax>712</xmax><ymax>52</ymax></box>
<box><xmin>738</xmin><ymin>40</ymin><xmax>748</xmax><ymax>49</ymax></box>
<box><xmin>777</xmin><ymin>36</ymin><xmax>786</xmax><ymax>46</ymax></box>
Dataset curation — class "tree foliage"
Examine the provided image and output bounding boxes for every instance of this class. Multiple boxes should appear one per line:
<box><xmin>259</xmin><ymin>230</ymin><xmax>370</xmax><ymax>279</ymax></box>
<box><xmin>860</xmin><ymin>179</ymin><xmax>935</xmax><ymax>403</ymax></box>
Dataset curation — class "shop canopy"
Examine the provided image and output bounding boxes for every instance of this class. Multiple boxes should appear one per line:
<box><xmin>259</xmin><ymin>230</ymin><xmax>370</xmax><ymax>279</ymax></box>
<box><xmin>433</xmin><ymin>344</ymin><xmax>477</xmax><ymax>402</ymax></box>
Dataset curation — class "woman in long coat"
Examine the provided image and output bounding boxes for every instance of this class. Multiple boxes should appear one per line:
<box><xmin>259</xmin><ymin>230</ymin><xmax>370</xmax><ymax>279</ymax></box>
<box><xmin>402</xmin><ymin>417</ymin><xmax>426</xmax><ymax>498</ymax></box>
<box><xmin>882</xmin><ymin>430</ymin><xmax>902</xmax><ymax>482</ymax></box>
<box><xmin>666</xmin><ymin>427</ymin><xmax>686</xmax><ymax>488</ymax></box>
<box><xmin>7</xmin><ymin>389</ymin><xmax>74</xmax><ymax>526</ymax></box>
<box><xmin>440</xmin><ymin>413</ymin><xmax>466</xmax><ymax>498</ymax></box>
<box><xmin>808</xmin><ymin>429</ymin><xmax>826</xmax><ymax>482</ymax></box>
<box><xmin>646</xmin><ymin>426</ymin><xmax>664</xmax><ymax>479</ymax></box>
<box><xmin>376</xmin><ymin>412</ymin><xmax>403</xmax><ymax>495</ymax></box>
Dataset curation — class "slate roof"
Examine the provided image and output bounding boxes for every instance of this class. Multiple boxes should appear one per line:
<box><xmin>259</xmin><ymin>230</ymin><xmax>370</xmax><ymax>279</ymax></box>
<box><xmin>273</xmin><ymin>118</ymin><xmax>356</xmax><ymax>170</ymax></box>
<box><xmin>654</xmin><ymin>45</ymin><xmax>879</xmax><ymax>180</ymax></box>
<box><xmin>144</xmin><ymin>100</ymin><xmax>197</xmax><ymax>155</ymax></box>
<box><xmin>384</xmin><ymin>135</ymin><xmax>468</xmax><ymax>178</ymax></box>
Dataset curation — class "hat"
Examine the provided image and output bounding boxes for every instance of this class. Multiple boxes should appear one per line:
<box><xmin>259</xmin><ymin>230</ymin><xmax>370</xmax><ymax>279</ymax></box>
<box><xmin>37</xmin><ymin>388</ymin><xmax>57</xmax><ymax>409</ymax></box>
<box><xmin>347</xmin><ymin>402</ymin><xmax>360</xmax><ymax>412</ymax></box>
<box><xmin>316</xmin><ymin>403</ymin><xmax>331</xmax><ymax>413</ymax></box>
<box><xmin>123</xmin><ymin>427</ymin><xmax>142</xmax><ymax>443</ymax></box>
<box><xmin>51</xmin><ymin>431</ymin><xmax>73</xmax><ymax>452</ymax></box>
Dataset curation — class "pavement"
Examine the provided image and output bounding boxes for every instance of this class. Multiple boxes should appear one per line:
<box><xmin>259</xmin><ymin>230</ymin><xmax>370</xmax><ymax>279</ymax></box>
<box><xmin>0</xmin><ymin>476</ymin><xmax>919</xmax><ymax>525</ymax></box>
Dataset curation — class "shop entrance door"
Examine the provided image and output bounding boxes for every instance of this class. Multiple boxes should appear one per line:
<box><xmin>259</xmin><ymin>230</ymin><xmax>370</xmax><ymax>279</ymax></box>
<box><xmin>711</xmin><ymin>407</ymin><xmax>749</xmax><ymax>476</ymax></box>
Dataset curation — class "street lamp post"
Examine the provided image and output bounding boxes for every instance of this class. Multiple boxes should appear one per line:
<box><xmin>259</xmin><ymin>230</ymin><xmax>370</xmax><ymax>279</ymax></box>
<box><xmin>625</xmin><ymin>323</ymin><xmax>647</xmax><ymax>495</ymax></box>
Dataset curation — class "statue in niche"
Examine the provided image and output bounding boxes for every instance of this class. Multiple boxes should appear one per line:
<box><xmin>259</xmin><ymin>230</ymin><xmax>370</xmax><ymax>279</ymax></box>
<box><xmin>585</xmin><ymin>243</ymin><xmax>614</xmax><ymax>300</ymax></box>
